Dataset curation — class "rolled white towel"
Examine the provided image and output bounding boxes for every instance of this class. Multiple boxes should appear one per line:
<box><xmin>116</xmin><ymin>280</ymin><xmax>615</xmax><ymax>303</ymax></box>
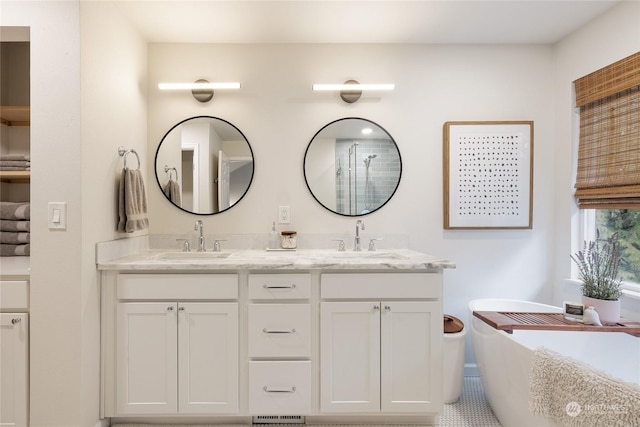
<box><xmin>0</xmin><ymin>231</ymin><xmax>29</xmax><ymax>244</ymax></box>
<box><xmin>0</xmin><ymin>220</ymin><xmax>30</xmax><ymax>232</ymax></box>
<box><xmin>0</xmin><ymin>243</ymin><xmax>30</xmax><ymax>256</ymax></box>
<box><xmin>0</xmin><ymin>202</ymin><xmax>30</xmax><ymax>220</ymax></box>
<box><xmin>0</xmin><ymin>154</ymin><xmax>30</xmax><ymax>161</ymax></box>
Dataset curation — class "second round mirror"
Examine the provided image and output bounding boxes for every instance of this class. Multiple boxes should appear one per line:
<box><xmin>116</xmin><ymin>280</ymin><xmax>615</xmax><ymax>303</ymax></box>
<box><xmin>304</xmin><ymin>117</ymin><xmax>401</xmax><ymax>216</ymax></box>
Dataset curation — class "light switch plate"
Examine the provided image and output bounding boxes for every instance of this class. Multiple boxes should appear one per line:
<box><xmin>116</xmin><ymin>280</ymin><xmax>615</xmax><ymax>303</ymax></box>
<box><xmin>48</xmin><ymin>202</ymin><xmax>67</xmax><ymax>230</ymax></box>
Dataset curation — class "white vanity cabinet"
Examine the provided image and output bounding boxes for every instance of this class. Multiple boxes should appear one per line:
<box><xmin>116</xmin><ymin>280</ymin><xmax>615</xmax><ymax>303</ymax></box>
<box><xmin>104</xmin><ymin>274</ymin><xmax>239</xmax><ymax>416</ymax></box>
<box><xmin>320</xmin><ymin>273</ymin><xmax>442</xmax><ymax>414</ymax></box>
<box><xmin>98</xmin><ymin>247</ymin><xmax>453</xmax><ymax>424</ymax></box>
<box><xmin>247</xmin><ymin>273</ymin><xmax>312</xmax><ymax>415</ymax></box>
<box><xmin>0</xmin><ymin>280</ymin><xmax>29</xmax><ymax>427</ymax></box>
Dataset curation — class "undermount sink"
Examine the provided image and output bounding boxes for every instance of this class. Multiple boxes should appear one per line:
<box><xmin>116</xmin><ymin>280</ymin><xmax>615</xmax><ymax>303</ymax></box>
<box><xmin>152</xmin><ymin>251</ymin><xmax>231</xmax><ymax>260</ymax></box>
<box><xmin>324</xmin><ymin>251</ymin><xmax>408</xmax><ymax>260</ymax></box>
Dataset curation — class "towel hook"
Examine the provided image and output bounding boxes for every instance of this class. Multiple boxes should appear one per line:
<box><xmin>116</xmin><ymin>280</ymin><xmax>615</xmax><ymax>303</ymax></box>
<box><xmin>164</xmin><ymin>165</ymin><xmax>178</xmax><ymax>181</ymax></box>
<box><xmin>118</xmin><ymin>146</ymin><xmax>141</xmax><ymax>170</ymax></box>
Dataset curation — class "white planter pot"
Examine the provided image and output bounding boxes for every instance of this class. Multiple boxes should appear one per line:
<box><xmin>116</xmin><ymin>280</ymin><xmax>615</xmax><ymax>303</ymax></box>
<box><xmin>582</xmin><ymin>296</ymin><xmax>621</xmax><ymax>324</ymax></box>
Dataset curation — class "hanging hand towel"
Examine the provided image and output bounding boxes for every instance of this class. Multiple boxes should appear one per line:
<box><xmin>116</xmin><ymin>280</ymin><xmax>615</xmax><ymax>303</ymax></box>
<box><xmin>163</xmin><ymin>179</ymin><xmax>182</xmax><ymax>206</ymax></box>
<box><xmin>117</xmin><ymin>168</ymin><xmax>149</xmax><ymax>233</ymax></box>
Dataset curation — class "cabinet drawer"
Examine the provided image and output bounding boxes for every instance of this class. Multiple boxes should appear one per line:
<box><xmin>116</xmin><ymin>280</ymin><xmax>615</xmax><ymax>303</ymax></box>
<box><xmin>0</xmin><ymin>280</ymin><xmax>28</xmax><ymax>310</ymax></box>
<box><xmin>248</xmin><ymin>304</ymin><xmax>311</xmax><ymax>358</ymax></box>
<box><xmin>249</xmin><ymin>361</ymin><xmax>311</xmax><ymax>415</ymax></box>
<box><xmin>248</xmin><ymin>274</ymin><xmax>311</xmax><ymax>300</ymax></box>
<box><xmin>321</xmin><ymin>273</ymin><xmax>441</xmax><ymax>300</ymax></box>
<box><xmin>117</xmin><ymin>274</ymin><xmax>238</xmax><ymax>300</ymax></box>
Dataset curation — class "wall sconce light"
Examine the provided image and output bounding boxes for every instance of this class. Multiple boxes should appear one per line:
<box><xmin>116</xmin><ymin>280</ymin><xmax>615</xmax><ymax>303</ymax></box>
<box><xmin>312</xmin><ymin>80</ymin><xmax>395</xmax><ymax>103</ymax></box>
<box><xmin>158</xmin><ymin>79</ymin><xmax>241</xmax><ymax>103</ymax></box>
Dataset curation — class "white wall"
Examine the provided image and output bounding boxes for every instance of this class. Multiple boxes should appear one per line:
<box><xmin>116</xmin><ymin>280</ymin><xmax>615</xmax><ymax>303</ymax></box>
<box><xmin>3</xmin><ymin>3</ymin><xmax>638</xmax><ymax>424</ymax></box>
<box><xmin>2</xmin><ymin>1</ymin><xmax>147</xmax><ymax>426</ymax></box>
<box><xmin>148</xmin><ymin>43</ymin><xmax>557</xmax><ymax>368</ymax></box>
<box><xmin>1</xmin><ymin>2</ymin><xmax>84</xmax><ymax>425</ymax></box>
<box><xmin>552</xmin><ymin>1</ymin><xmax>640</xmax><ymax>309</ymax></box>
<box><xmin>80</xmin><ymin>2</ymin><xmax>148</xmax><ymax>426</ymax></box>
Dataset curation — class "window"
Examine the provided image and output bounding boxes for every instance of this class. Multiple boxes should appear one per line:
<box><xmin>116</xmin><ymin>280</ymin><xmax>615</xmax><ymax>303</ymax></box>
<box><xmin>574</xmin><ymin>52</ymin><xmax>640</xmax><ymax>290</ymax></box>
<box><xmin>593</xmin><ymin>209</ymin><xmax>640</xmax><ymax>284</ymax></box>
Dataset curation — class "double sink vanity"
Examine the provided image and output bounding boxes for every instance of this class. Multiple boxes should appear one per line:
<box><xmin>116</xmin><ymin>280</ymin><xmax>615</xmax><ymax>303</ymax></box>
<box><xmin>100</xmin><ymin>114</ymin><xmax>453</xmax><ymax>423</ymax></box>
<box><xmin>97</xmin><ymin>240</ymin><xmax>454</xmax><ymax>424</ymax></box>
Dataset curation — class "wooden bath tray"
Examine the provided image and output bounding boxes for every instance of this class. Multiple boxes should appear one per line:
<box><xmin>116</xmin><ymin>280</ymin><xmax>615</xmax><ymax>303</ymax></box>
<box><xmin>473</xmin><ymin>311</ymin><xmax>640</xmax><ymax>337</ymax></box>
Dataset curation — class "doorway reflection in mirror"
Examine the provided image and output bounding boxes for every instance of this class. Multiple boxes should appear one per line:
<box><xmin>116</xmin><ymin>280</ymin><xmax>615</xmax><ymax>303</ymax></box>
<box><xmin>155</xmin><ymin>116</ymin><xmax>254</xmax><ymax>215</ymax></box>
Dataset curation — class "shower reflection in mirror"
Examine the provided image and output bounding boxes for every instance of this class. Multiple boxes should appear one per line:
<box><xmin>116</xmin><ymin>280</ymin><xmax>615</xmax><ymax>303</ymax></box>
<box><xmin>304</xmin><ymin>118</ymin><xmax>401</xmax><ymax>217</ymax></box>
<box><xmin>336</xmin><ymin>139</ymin><xmax>397</xmax><ymax>215</ymax></box>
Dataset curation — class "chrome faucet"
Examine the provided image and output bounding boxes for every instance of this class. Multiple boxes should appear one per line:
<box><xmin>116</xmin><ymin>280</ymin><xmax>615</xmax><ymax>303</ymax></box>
<box><xmin>354</xmin><ymin>220</ymin><xmax>365</xmax><ymax>251</ymax></box>
<box><xmin>194</xmin><ymin>220</ymin><xmax>206</xmax><ymax>251</ymax></box>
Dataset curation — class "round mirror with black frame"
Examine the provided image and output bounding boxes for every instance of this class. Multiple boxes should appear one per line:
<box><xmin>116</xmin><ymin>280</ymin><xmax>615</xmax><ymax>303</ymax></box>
<box><xmin>304</xmin><ymin>117</ymin><xmax>402</xmax><ymax>216</ymax></box>
<box><xmin>154</xmin><ymin>116</ymin><xmax>254</xmax><ymax>215</ymax></box>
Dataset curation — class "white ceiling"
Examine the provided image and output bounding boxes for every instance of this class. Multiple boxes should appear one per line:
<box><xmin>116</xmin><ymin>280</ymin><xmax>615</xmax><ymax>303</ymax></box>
<box><xmin>113</xmin><ymin>0</ymin><xmax>622</xmax><ymax>45</ymax></box>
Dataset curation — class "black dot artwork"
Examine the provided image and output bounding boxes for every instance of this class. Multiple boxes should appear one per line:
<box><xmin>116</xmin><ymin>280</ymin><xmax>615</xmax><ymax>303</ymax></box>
<box><xmin>455</xmin><ymin>133</ymin><xmax>523</xmax><ymax>218</ymax></box>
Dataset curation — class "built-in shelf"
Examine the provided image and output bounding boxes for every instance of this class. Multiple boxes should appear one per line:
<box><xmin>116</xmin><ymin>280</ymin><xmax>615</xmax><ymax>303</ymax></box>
<box><xmin>0</xmin><ymin>106</ymin><xmax>30</xmax><ymax>126</ymax></box>
<box><xmin>0</xmin><ymin>171</ymin><xmax>30</xmax><ymax>183</ymax></box>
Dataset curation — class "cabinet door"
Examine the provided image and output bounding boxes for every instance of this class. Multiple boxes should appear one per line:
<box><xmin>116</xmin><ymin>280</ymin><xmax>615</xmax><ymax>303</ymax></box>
<box><xmin>320</xmin><ymin>302</ymin><xmax>380</xmax><ymax>413</ymax></box>
<box><xmin>178</xmin><ymin>302</ymin><xmax>238</xmax><ymax>414</ymax></box>
<box><xmin>116</xmin><ymin>303</ymin><xmax>178</xmax><ymax>414</ymax></box>
<box><xmin>0</xmin><ymin>313</ymin><xmax>28</xmax><ymax>427</ymax></box>
<box><xmin>381</xmin><ymin>301</ymin><xmax>442</xmax><ymax>413</ymax></box>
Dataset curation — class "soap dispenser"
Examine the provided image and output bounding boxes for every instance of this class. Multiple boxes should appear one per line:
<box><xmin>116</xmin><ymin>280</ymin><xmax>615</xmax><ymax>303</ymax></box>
<box><xmin>268</xmin><ymin>221</ymin><xmax>279</xmax><ymax>250</ymax></box>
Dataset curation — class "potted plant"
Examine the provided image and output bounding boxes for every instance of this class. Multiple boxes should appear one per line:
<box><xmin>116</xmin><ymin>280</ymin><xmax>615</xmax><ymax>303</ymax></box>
<box><xmin>571</xmin><ymin>232</ymin><xmax>623</xmax><ymax>324</ymax></box>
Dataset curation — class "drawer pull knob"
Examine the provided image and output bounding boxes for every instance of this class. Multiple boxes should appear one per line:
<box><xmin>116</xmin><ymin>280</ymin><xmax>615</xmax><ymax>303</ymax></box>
<box><xmin>263</xmin><ymin>284</ymin><xmax>296</xmax><ymax>289</ymax></box>
<box><xmin>167</xmin><ymin>306</ymin><xmax>174</xmax><ymax>311</ymax></box>
<box><xmin>263</xmin><ymin>328</ymin><xmax>296</xmax><ymax>334</ymax></box>
<box><xmin>11</xmin><ymin>318</ymin><xmax>21</xmax><ymax>325</ymax></box>
<box><xmin>263</xmin><ymin>386</ymin><xmax>296</xmax><ymax>393</ymax></box>
<box><xmin>384</xmin><ymin>305</ymin><xmax>391</xmax><ymax>311</ymax></box>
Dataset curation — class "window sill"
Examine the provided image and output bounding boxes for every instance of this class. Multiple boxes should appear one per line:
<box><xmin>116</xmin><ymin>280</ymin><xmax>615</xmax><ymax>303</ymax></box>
<box><xmin>565</xmin><ymin>279</ymin><xmax>640</xmax><ymax>301</ymax></box>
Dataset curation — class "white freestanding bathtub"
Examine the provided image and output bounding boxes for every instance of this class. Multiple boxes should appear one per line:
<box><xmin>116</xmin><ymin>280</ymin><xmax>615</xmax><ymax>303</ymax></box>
<box><xmin>468</xmin><ymin>298</ymin><xmax>640</xmax><ymax>427</ymax></box>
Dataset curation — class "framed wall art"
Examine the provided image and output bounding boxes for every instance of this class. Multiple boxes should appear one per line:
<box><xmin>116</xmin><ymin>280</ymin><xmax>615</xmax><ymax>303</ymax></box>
<box><xmin>443</xmin><ymin>121</ymin><xmax>533</xmax><ymax>229</ymax></box>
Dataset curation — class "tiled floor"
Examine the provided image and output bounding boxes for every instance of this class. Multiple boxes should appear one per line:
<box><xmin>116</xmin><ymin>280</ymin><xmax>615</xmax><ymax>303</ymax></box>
<box><xmin>112</xmin><ymin>377</ymin><xmax>503</xmax><ymax>427</ymax></box>
<box><xmin>437</xmin><ymin>376</ymin><xmax>502</xmax><ymax>427</ymax></box>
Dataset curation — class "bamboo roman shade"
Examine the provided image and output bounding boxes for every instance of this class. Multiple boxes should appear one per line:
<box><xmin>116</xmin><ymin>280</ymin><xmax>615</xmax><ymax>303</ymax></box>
<box><xmin>574</xmin><ymin>51</ymin><xmax>640</xmax><ymax>208</ymax></box>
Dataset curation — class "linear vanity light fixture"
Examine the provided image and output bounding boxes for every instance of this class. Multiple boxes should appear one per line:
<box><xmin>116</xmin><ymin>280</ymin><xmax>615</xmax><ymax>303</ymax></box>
<box><xmin>158</xmin><ymin>79</ymin><xmax>241</xmax><ymax>103</ymax></box>
<box><xmin>312</xmin><ymin>80</ymin><xmax>395</xmax><ymax>103</ymax></box>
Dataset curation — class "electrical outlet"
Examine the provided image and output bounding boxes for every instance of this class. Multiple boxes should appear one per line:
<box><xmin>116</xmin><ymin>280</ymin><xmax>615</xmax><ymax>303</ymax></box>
<box><xmin>278</xmin><ymin>206</ymin><xmax>291</xmax><ymax>224</ymax></box>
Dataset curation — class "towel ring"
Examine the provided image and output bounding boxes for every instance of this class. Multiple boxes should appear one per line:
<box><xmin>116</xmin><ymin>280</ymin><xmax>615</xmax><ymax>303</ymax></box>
<box><xmin>118</xmin><ymin>146</ymin><xmax>141</xmax><ymax>170</ymax></box>
<box><xmin>164</xmin><ymin>165</ymin><xmax>178</xmax><ymax>181</ymax></box>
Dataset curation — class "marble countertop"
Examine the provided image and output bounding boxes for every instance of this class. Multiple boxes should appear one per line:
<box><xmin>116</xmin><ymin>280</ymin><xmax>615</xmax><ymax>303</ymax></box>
<box><xmin>97</xmin><ymin>248</ymin><xmax>455</xmax><ymax>272</ymax></box>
